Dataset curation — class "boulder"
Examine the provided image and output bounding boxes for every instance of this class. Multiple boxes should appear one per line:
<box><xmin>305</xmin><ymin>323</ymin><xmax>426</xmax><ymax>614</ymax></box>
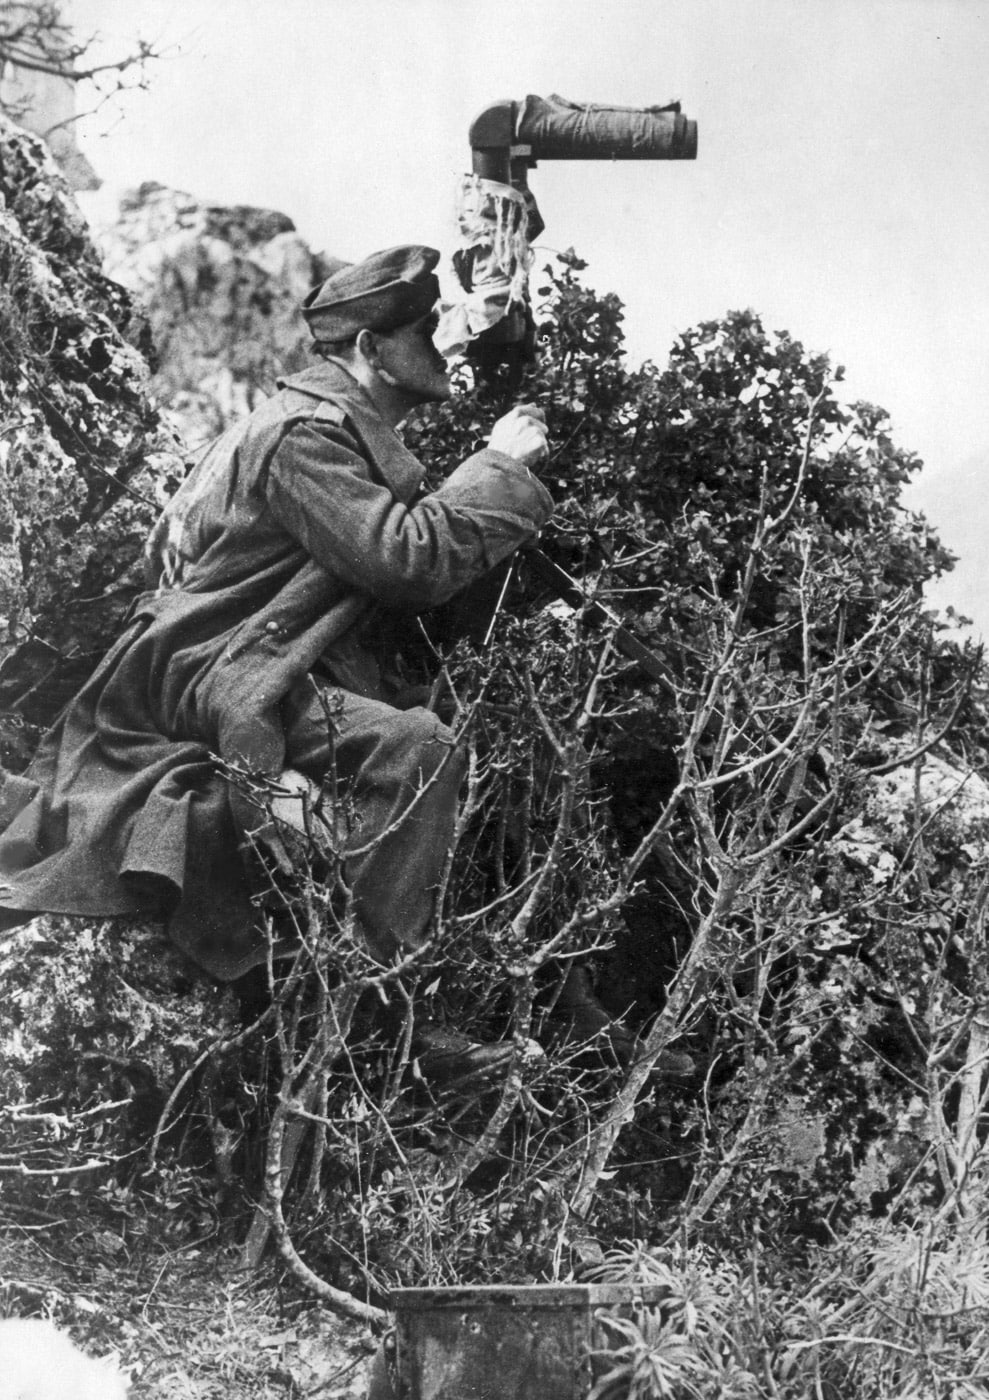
<box><xmin>83</xmin><ymin>181</ymin><xmax>329</xmax><ymax>446</ymax></box>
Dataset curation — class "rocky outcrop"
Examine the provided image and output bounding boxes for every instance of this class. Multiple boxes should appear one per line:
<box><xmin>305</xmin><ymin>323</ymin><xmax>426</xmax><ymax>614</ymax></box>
<box><xmin>84</xmin><ymin>182</ymin><xmax>329</xmax><ymax>447</ymax></box>
<box><xmin>0</xmin><ymin>112</ymin><xmax>181</xmax><ymax>762</ymax></box>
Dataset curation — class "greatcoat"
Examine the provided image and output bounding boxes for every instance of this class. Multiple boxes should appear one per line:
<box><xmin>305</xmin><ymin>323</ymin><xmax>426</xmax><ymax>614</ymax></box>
<box><xmin>0</xmin><ymin>361</ymin><xmax>554</xmax><ymax>980</ymax></box>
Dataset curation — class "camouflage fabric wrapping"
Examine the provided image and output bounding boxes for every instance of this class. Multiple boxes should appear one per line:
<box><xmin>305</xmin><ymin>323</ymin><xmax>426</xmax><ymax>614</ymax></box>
<box><xmin>435</xmin><ymin>176</ymin><xmax>537</xmax><ymax>358</ymax></box>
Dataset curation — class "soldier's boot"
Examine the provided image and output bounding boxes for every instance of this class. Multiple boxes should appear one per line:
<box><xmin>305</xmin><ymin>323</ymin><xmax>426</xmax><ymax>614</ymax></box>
<box><xmin>545</xmin><ymin>967</ymin><xmax>694</xmax><ymax>1079</ymax></box>
<box><xmin>544</xmin><ymin>966</ymin><xmax>636</xmax><ymax>1068</ymax></box>
<box><xmin>409</xmin><ymin>1019</ymin><xmax>514</xmax><ymax>1093</ymax></box>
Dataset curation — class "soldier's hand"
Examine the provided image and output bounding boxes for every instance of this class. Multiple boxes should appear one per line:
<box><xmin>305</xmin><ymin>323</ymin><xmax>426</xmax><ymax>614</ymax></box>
<box><xmin>488</xmin><ymin>405</ymin><xmax>549</xmax><ymax>469</ymax></box>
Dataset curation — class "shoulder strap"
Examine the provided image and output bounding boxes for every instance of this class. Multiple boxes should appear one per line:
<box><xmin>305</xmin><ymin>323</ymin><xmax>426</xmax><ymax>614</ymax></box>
<box><xmin>310</xmin><ymin>400</ymin><xmax>347</xmax><ymax>428</ymax></box>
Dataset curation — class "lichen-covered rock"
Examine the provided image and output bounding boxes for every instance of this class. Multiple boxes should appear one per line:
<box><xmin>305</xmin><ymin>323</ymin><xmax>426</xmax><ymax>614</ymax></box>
<box><xmin>0</xmin><ymin>114</ymin><xmax>182</xmax><ymax>763</ymax></box>
<box><xmin>85</xmin><ymin>181</ymin><xmax>328</xmax><ymax>446</ymax></box>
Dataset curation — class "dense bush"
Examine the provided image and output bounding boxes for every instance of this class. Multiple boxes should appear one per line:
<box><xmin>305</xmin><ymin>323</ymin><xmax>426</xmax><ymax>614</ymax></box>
<box><xmin>400</xmin><ymin>254</ymin><xmax>989</xmax><ymax>1391</ymax></box>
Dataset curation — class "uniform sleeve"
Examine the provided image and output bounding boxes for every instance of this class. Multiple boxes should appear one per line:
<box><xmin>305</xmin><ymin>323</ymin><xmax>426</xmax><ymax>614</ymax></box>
<box><xmin>265</xmin><ymin>419</ymin><xmax>554</xmax><ymax>611</ymax></box>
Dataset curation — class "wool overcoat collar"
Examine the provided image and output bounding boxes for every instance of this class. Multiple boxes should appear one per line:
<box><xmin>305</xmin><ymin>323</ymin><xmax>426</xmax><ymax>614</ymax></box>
<box><xmin>275</xmin><ymin>361</ymin><xmax>424</xmax><ymax>504</ymax></box>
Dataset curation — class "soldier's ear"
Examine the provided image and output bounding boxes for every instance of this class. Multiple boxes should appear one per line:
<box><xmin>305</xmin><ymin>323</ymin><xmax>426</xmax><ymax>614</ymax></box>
<box><xmin>355</xmin><ymin>327</ymin><xmax>380</xmax><ymax>366</ymax></box>
<box><xmin>358</xmin><ymin>327</ymin><xmax>402</xmax><ymax>389</ymax></box>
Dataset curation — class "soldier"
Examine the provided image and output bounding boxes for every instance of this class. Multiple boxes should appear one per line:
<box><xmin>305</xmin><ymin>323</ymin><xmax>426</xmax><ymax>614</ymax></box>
<box><xmin>0</xmin><ymin>245</ymin><xmax>552</xmax><ymax>1084</ymax></box>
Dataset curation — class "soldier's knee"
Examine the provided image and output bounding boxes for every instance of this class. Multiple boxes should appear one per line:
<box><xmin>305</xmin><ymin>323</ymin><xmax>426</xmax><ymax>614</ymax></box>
<box><xmin>392</xmin><ymin>707</ymin><xmax>463</xmax><ymax>779</ymax></box>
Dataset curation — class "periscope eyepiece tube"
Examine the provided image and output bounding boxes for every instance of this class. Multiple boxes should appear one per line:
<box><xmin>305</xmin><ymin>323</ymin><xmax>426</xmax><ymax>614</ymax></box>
<box><xmin>461</xmin><ymin>93</ymin><xmax>698</xmax><ymax>388</ymax></box>
<box><xmin>469</xmin><ymin>94</ymin><xmax>698</xmax><ymax>180</ymax></box>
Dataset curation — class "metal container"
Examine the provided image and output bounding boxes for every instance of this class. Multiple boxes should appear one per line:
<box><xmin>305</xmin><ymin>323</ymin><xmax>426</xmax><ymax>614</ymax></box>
<box><xmin>391</xmin><ymin>1282</ymin><xmax>668</xmax><ymax>1400</ymax></box>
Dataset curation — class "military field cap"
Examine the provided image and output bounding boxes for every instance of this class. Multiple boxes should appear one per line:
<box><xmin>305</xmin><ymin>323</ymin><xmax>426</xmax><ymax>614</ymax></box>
<box><xmin>302</xmin><ymin>245</ymin><xmax>441</xmax><ymax>340</ymax></box>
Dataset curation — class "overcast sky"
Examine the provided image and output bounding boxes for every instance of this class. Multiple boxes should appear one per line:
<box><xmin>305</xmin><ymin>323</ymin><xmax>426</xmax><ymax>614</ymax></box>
<box><xmin>70</xmin><ymin>0</ymin><xmax>989</xmax><ymax>633</ymax></box>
